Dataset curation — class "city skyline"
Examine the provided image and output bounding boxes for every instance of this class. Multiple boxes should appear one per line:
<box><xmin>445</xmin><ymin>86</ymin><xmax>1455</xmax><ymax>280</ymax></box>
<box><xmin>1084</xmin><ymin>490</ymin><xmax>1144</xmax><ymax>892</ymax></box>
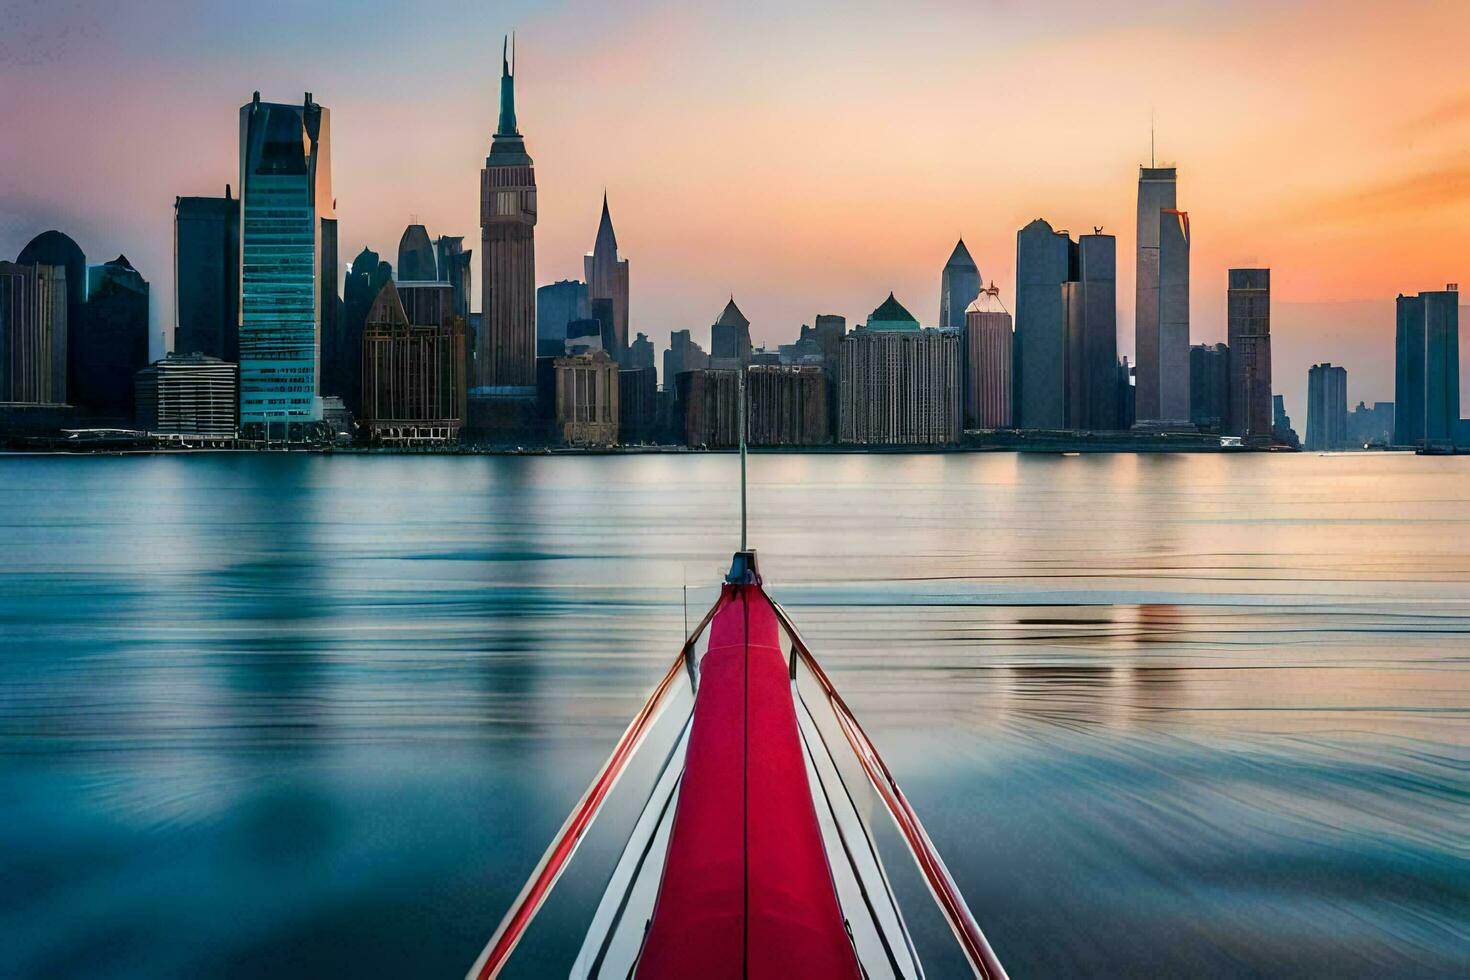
<box><xmin>3</xmin><ymin>1</ymin><xmax>1469</xmax><ymax>425</ymax></box>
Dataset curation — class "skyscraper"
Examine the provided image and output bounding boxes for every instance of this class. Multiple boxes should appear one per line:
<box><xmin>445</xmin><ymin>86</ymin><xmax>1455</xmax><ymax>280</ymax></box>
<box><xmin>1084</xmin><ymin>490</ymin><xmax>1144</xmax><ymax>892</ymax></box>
<box><xmin>1422</xmin><ymin>288</ymin><xmax>1460</xmax><ymax>449</ymax></box>
<box><xmin>82</xmin><ymin>256</ymin><xmax>150</xmax><ymax>421</ymax></box>
<box><xmin>1154</xmin><ymin>209</ymin><xmax>1191</xmax><ymax>424</ymax></box>
<box><xmin>1134</xmin><ymin>166</ymin><xmax>1178</xmax><ymax>422</ymax></box>
<box><xmin>1014</xmin><ymin>218</ymin><xmax>1075</xmax><ymax>429</ymax></box>
<box><xmin>939</xmin><ymin>238</ymin><xmax>981</xmax><ymax>330</ymax></box>
<box><xmin>334</xmin><ymin>248</ymin><xmax>392</xmax><ymax>417</ymax></box>
<box><xmin>1227</xmin><ymin>268</ymin><xmax>1272</xmax><ymax>443</ymax></box>
<box><xmin>629</xmin><ymin>332</ymin><xmax>655</xmax><ymax>372</ymax></box>
<box><xmin>838</xmin><ymin>294</ymin><xmax>961</xmax><ymax>445</ymax></box>
<box><xmin>963</xmin><ymin>283</ymin><xmax>1012</xmax><ymax>429</ymax></box>
<box><xmin>1272</xmin><ymin>393</ymin><xmax>1300</xmax><ymax>448</ymax></box>
<box><xmin>397</xmin><ymin>224</ymin><xmax>437</xmax><ymax>282</ymax></box>
<box><xmin>1189</xmin><ymin>343</ymin><xmax>1229</xmax><ymax>432</ymax></box>
<box><xmin>174</xmin><ymin>189</ymin><xmax>240</xmax><ymax>361</ymax></box>
<box><xmin>238</xmin><ymin>91</ymin><xmax>334</xmax><ymax>441</ymax></box>
<box><xmin>476</xmin><ymin>36</ymin><xmax>537</xmax><ymax>394</ymax></box>
<box><xmin>17</xmin><ymin>231</ymin><xmax>86</xmax><ymax>402</ymax></box>
<box><xmin>1063</xmin><ymin>232</ymin><xmax>1118</xmax><ymax>430</ymax></box>
<box><xmin>536</xmin><ymin>280</ymin><xmax>590</xmax><ymax>357</ymax></box>
<box><xmin>0</xmin><ymin>261</ymin><xmax>67</xmax><ymax>405</ymax></box>
<box><xmin>663</xmin><ymin>328</ymin><xmax>708</xmax><ymax>388</ymax></box>
<box><xmin>1306</xmin><ymin>363</ymin><xmax>1348</xmax><ymax>451</ymax></box>
<box><xmin>585</xmin><ymin>193</ymin><xmax>630</xmax><ymax>363</ymax></box>
<box><xmin>361</xmin><ymin>281</ymin><xmax>466</xmax><ymax>445</ymax></box>
<box><xmin>710</xmin><ymin>298</ymin><xmax>752</xmax><ymax>371</ymax></box>
<box><xmin>1395</xmin><ymin>287</ymin><xmax>1461</xmax><ymax>448</ymax></box>
<box><xmin>434</xmin><ymin>236</ymin><xmax>472</xmax><ymax>321</ymax></box>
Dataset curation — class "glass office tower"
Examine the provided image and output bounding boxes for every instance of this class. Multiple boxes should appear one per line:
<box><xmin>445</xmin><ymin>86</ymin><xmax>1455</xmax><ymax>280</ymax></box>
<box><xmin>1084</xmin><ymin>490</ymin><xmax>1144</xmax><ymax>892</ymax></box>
<box><xmin>238</xmin><ymin>92</ymin><xmax>334</xmax><ymax>441</ymax></box>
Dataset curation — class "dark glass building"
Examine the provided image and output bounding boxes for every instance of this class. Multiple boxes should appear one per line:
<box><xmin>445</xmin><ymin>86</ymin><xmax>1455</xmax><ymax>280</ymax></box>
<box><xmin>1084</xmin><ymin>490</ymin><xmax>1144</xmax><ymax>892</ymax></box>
<box><xmin>1014</xmin><ymin>218</ymin><xmax>1075</xmax><ymax>429</ymax></box>
<box><xmin>1306</xmin><ymin>362</ymin><xmax>1348</xmax><ymax>451</ymax></box>
<box><xmin>238</xmin><ymin>92</ymin><xmax>335</xmax><ymax>440</ymax></box>
<box><xmin>537</xmin><ymin>279</ymin><xmax>589</xmax><ymax>358</ymax></box>
<box><xmin>1189</xmin><ymin>343</ymin><xmax>1229</xmax><ymax>432</ymax></box>
<box><xmin>398</xmin><ymin>224</ymin><xmax>437</xmax><ymax>282</ymax></box>
<box><xmin>710</xmin><ymin>298</ymin><xmax>752</xmax><ymax>371</ymax></box>
<box><xmin>939</xmin><ymin>238</ymin><xmax>981</xmax><ymax>330</ymax></box>
<box><xmin>334</xmin><ymin>248</ymin><xmax>393</xmax><ymax>416</ymax></box>
<box><xmin>435</xmin><ymin>236</ymin><xmax>472</xmax><ymax>320</ymax></box>
<box><xmin>1395</xmin><ymin>288</ymin><xmax>1461</xmax><ymax>448</ymax></box>
<box><xmin>174</xmin><ymin>188</ymin><xmax>240</xmax><ymax>361</ymax></box>
<box><xmin>82</xmin><ymin>256</ymin><xmax>150</xmax><ymax>421</ymax></box>
<box><xmin>1063</xmin><ymin>233</ymin><xmax>1118</xmax><ymax>430</ymax></box>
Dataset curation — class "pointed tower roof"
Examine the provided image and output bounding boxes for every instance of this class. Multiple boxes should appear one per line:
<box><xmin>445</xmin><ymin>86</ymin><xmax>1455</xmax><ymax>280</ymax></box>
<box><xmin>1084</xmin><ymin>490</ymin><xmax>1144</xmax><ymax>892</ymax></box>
<box><xmin>966</xmin><ymin>281</ymin><xmax>1010</xmax><ymax>316</ymax></box>
<box><xmin>488</xmin><ymin>34</ymin><xmax>532</xmax><ymax>166</ymax></box>
<box><xmin>592</xmin><ymin>192</ymin><xmax>619</xmax><ymax>258</ymax></box>
<box><xmin>497</xmin><ymin>35</ymin><xmax>518</xmax><ymax>136</ymax></box>
<box><xmin>365</xmin><ymin>280</ymin><xmax>410</xmax><ymax>328</ymax></box>
<box><xmin>715</xmin><ymin>297</ymin><xmax>749</xmax><ymax>329</ymax></box>
<box><xmin>867</xmin><ymin>292</ymin><xmax>918</xmax><ymax>328</ymax></box>
<box><xmin>944</xmin><ymin>238</ymin><xmax>977</xmax><ymax>270</ymax></box>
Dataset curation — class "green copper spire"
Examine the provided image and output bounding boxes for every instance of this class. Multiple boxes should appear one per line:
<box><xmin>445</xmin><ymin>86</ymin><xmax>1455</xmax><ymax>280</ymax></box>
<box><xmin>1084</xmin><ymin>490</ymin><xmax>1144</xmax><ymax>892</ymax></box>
<box><xmin>497</xmin><ymin>35</ymin><xmax>518</xmax><ymax>136</ymax></box>
<box><xmin>487</xmin><ymin>33</ymin><xmax>532</xmax><ymax>166</ymax></box>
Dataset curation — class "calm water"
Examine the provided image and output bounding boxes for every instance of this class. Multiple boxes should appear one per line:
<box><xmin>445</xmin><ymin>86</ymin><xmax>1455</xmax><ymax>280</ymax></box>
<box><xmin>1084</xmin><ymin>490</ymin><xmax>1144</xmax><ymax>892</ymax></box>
<box><xmin>1</xmin><ymin>452</ymin><xmax>1466</xmax><ymax>978</ymax></box>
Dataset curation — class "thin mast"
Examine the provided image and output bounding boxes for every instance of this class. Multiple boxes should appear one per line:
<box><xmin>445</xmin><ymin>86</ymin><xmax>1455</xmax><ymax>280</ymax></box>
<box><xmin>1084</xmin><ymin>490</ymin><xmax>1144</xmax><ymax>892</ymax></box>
<box><xmin>739</xmin><ymin>368</ymin><xmax>748</xmax><ymax>552</ymax></box>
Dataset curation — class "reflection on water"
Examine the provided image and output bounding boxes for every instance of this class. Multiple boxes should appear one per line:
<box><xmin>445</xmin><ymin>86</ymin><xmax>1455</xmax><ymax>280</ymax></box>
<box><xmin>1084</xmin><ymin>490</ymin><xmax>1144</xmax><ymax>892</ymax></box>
<box><xmin>1</xmin><ymin>452</ymin><xmax>1466</xmax><ymax>977</ymax></box>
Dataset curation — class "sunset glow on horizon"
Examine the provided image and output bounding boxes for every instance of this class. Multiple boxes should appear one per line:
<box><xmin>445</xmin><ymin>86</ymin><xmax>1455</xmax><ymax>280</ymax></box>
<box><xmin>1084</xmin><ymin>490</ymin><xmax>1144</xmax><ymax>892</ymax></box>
<box><xmin>3</xmin><ymin>0</ymin><xmax>1468</xmax><ymax>422</ymax></box>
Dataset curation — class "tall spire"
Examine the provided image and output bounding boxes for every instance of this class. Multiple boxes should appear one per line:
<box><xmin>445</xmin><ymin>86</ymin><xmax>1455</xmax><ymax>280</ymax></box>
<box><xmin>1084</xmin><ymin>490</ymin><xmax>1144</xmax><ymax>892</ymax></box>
<box><xmin>497</xmin><ymin>34</ymin><xmax>518</xmax><ymax>137</ymax></box>
<box><xmin>594</xmin><ymin>191</ymin><xmax>619</xmax><ymax>257</ymax></box>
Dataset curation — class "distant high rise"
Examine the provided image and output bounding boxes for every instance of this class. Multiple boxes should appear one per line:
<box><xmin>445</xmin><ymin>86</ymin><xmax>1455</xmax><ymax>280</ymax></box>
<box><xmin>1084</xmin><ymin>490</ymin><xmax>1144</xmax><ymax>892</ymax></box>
<box><xmin>1227</xmin><ymin>268</ymin><xmax>1272</xmax><ymax>443</ymax></box>
<box><xmin>618</xmin><ymin>366</ymin><xmax>658</xmax><ymax>443</ymax></box>
<box><xmin>174</xmin><ymin>190</ymin><xmax>240</xmax><ymax>362</ymax></box>
<box><xmin>397</xmin><ymin>224</ymin><xmax>437</xmax><ymax>282</ymax></box>
<box><xmin>82</xmin><ymin>255</ymin><xmax>150</xmax><ymax>421</ymax></box>
<box><xmin>1134</xmin><ymin>166</ymin><xmax>1178</xmax><ymax>422</ymax></box>
<box><xmin>964</xmin><ymin>283</ymin><xmax>1012</xmax><ymax>429</ymax></box>
<box><xmin>134</xmin><ymin>353</ymin><xmax>239</xmax><ymax>437</ymax></box>
<box><xmin>434</xmin><ymin>236</ymin><xmax>472</xmax><ymax>320</ymax></box>
<box><xmin>710</xmin><ymin>298</ymin><xmax>752</xmax><ymax>370</ymax></box>
<box><xmin>1395</xmin><ymin>288</ymin><xmax>1461</xmax><ymax>448</ymax></box>
<box><xmin>1272</xmin><ymin>393</ymin><xmax>1300</xmax><ymax>449</ymax></box>
<box><xmin>1306</xmin><ymin>363</ymin><xmax>1348</xmax><ymax>450</ymax></box>
<box><xmin>1423</xmin><ymin>289</ymin><xmax>1460</xmax><ymax>449</ymax></box>
<box><xmin>585</xmin><ymin>193</ymin><xmax>630</xmax><ymax>363</ymax></box>
<box><xmin>1347</xmin><ymin>401</ymin><xmax>1394</xmax><ymax>447</ymax></box>
<box><xmin>0</xmin><ymin>261</ymin><xmax>67</xmax><ymax>405</ymax></box>
<box><xmin>1189</xmin><ymin>343</ymin><xmax>1229</xmax><ymax>432</ymax></box>
<box><xmin>334</xmin><ymin>248</ymin><xmax>392</xmax><ymax>416</ymax></box>
<box><xmin>629</xmin><ymin>332</ymin><xmax>655</xmax><ymax>372</ymax></box>
<box><xmin>477</xmin><ymin>37</ymin><xmax>537</xmax><ymax>394</ymax></box>
<box><xmin>536</xmin><ymin>280</ymin><xmax>590</xmax><ymax>358</ymax></box>
<box><xmin>1154</xmin><ymin>209</ymin><xmax>1191</xmax><ymax>423</ymax></box>
<box><xmin>939</xmin><ymin>238</ymin><xmax>981</xmax><ymax>330</ymax></box>
<box><xmin>238</xmin><ymin>91</ymin><xmax>335</xmax><ymax>440</ymax></box>
<box><xmin>663</xmin><ymin>328</ymin><xmax>708</xmax><ymax>388</ymax></box>
<box><xmin>1063</xmin><ymin>232</ymin><xmax>1118</xmax><ymax>430</ymax></box>
<box><xmin>1014</xmin><ymin>218</ymin><xmax>1075</xmax><ymax>429</ymax></box>
<box><xmin>17</xmin><ymin>230</ymin><xmax>86</xmax><ymax>401</ymax></box>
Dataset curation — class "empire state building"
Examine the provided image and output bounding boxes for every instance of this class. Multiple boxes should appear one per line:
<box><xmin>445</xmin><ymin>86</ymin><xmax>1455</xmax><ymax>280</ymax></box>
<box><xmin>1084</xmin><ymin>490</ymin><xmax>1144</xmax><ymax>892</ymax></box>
<box><xmin>477</xmin><ymin>37</ymin><xmax>537</xmax><ymax>393</ymax></box>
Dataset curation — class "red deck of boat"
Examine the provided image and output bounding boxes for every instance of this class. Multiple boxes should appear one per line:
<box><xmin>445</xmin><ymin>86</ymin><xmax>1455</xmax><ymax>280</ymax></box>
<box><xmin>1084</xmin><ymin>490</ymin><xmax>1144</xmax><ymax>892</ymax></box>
<box><xmin>635</xmin><ymin>584</ymin><xmax>861</xmax><ymax>980</ymax></box>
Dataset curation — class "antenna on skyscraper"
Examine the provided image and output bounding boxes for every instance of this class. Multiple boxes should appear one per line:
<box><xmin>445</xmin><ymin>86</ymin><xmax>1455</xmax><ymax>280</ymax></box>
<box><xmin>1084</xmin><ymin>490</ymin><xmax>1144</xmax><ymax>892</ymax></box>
<box><xmin>1150</xmin><ymin>109</ymin><xmax>1156</xmax><ymax>167</ymax></box>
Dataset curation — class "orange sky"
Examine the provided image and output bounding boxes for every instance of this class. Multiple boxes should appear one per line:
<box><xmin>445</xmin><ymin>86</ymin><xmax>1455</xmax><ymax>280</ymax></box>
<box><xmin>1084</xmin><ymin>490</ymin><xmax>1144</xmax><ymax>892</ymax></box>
<box><xmin>1</xmin><ymin>0</ymin><xmax>1467</xmax><ymax>423</ymax></box>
